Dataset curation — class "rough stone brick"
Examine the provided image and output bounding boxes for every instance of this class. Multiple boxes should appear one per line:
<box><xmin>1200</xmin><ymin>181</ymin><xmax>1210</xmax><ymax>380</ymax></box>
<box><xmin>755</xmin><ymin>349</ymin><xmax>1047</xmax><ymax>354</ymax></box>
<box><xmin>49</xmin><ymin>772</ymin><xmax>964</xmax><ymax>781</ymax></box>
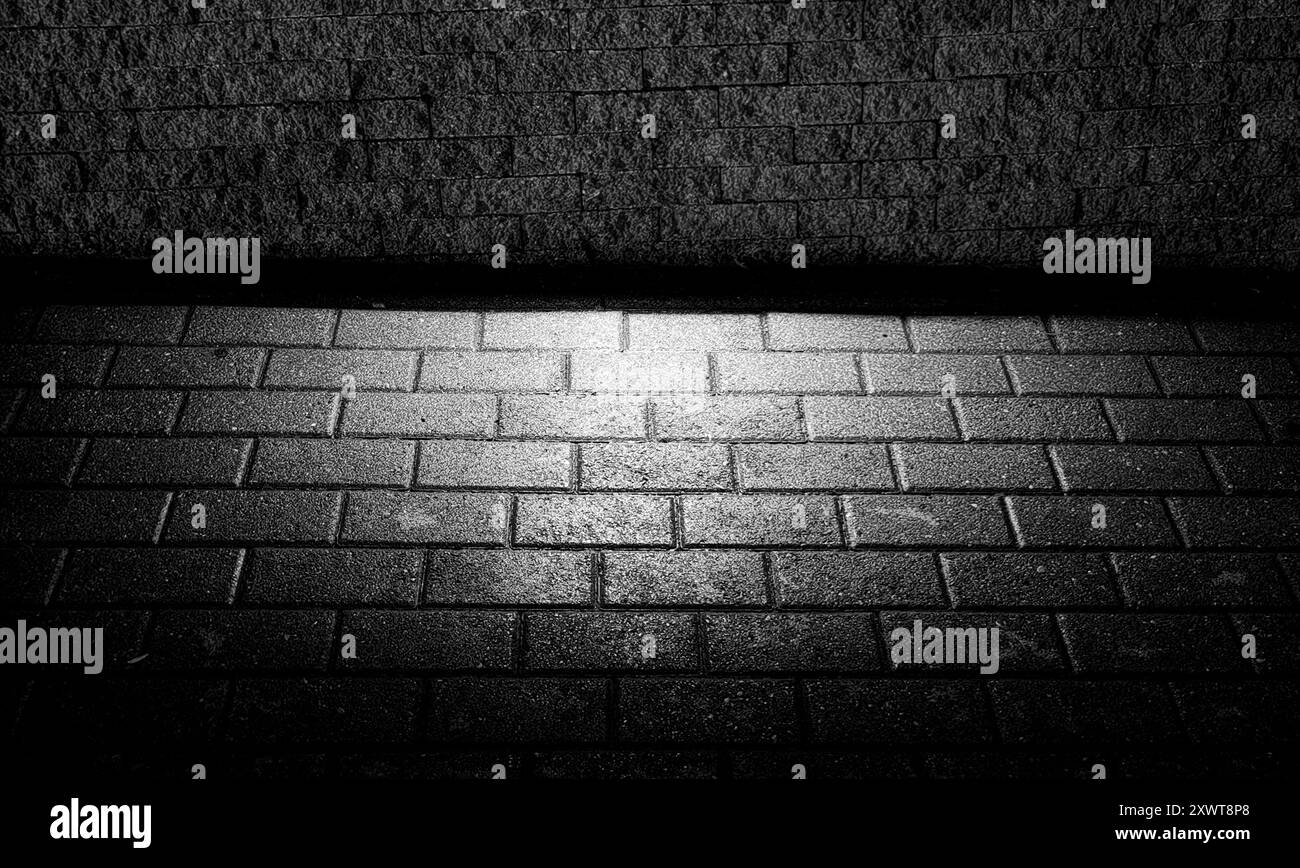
<box><xmin>226</xmin><ymin>678</ymin><xmax>420</xmax><ymax>745</ymax></box>
<box><xmin>525</xmin><ymin>612</ymin><xmax>697</xmax><ymax>672</ymax></box>
<box><xmin>1051</xmin><ymin>445</ymin><xmax>1216</xmax><ymax>491</ymax></box>
<box><xmin>628</xmin><ymin>313</ymin><xmax>763</xmax><ymax>350</ymax></box>
<box><xmin>681</xmin><ymin>494</ymin><xmax>841</xmax><ymax>546</ymax></box>
<box><xmin>1208</xmin><ymin>446</ymin><xmax>1300</xmax><ymax>492</ymax></box>
<box><xmin>571</xmin><ymin>351</ymin><xmax>709</xmax><ymax>393</ymax></box>
<box><xmin>0</xmin><ymin>344</ymin><xmax>112</xmax><ymax>386</ymax></box>
<box><xmin>186</xmin><ymin>306</ymin><xmax>336</xmax><ymax>346</ymax></box>
<box><xmin>1106</xmin><ymin>399</ymin><xmax>1262</xmax><ymax>442</ymax></box>
<box><xmin>806</xmin><ymin>680</ymin><xmax>993</xmax><ymax>744</ymax></box>
<box><xmin>427</xmin><ymin>678</ymin><xmax>607</xmax><ymax>743</ymax></box>
<box><xmin>895</xmin><ymin>443</ymin><xmax>1056</xmax><ymax>490</ymax></box>
<box><xmin>263</xmin><ymin>348</ymin><xmax>417</xmax><ymax>391</ymax></box>
<box><xmin>863</xmin><ymin>354</ymin><xmax>1010</xmax><ymax>394</ymax></box>
<box><xmin>341</xmin><ymin>393</ymin><xmax>494</xmax><ymax>436</ymax></box>
<box><xmin>243</xmin><ymin>547</ymin><xmax>422</xmax><ymax>606</ymax></box>
<box><xmin>146</xmin><ymin>610</ymin><xmax>335</xmax><ymax>670</ymax></box>
<box><xmin>804</xmin><ymin>396</ymin><xmax>958</xmax><ymax>440</ymax></box>
<box><xmin>1006</xmin><ymin>355</ymin><xmax>1159</xmax><ymax>396</ymax></box>
<box><xmin>652</xmin><ymin>395</ymin><xmax>802</xmax><ymax>441</ymax></box>
<box><xmin>501</xmin><ymin>395</ymin><xmax>645</xmax><ymax>439</ymax></box>
<box><xmin>908</xmin><ymin>316</ymin><xmax>1052</xmax><ymax>352</ymax></box>
<box><xmin>484</xmin><ymin>312</ymin><xmax>621</xmax><ymax>350</ymax></box>
<box><xmin>17</xmin><ymin>389</ymin><xmax>182</xmax><ymax>434</ymax></box>
<box><xmin>334</xmin><ymin>310</ymin><xmax>477</xmax><ymax>349</ymax></box>
<box><xmin>1058</xmin><ymin>613</ymin><xmax>1244</xmax><ymax>673</ymax></box>
<box><xmin>0</xmin><ymin>490</ymin><xmax>167</xmax><ymax>542</ymax></box>
<box><xmin>109</xmin><ymin>346</ymin><xmax>265</xmax><ymax>388</ymax></box>
<box><xmin>706</xmin><ymin>613</ymin><xmax>879</xmax><ymax>672</ymax></box>
<box><xmin>425</xmin><ymin>549</ymin><xmax>591</xmax><ymax>605</ymax></box>
<box><xmin>845</xmin><ymin>494</ymin><xmax>1009</xmax><ymax>547</ymax></box>
<box><xmin>249</xmin><ymin>438</ymin><xmax>414</xmax><ymax>487</ymax></box>
<box><xmin>1112</xmin><ymin>552</ymin><xmax>1290</xmax><ymax>608</ymax></box>
<box><xmin>941</xmin><ymin>552</ymin><xmax>1117</xmax><ymax>607</ymax></box>
<box><xmin>737</xmin><ymin>443</ymin><xmax>893</xmax><ymax>490</ymax></box>
<box><xmin>955</xmin><ymin>397</ymin><xmax>1112</xmax><ymax>441</ymax></box>
<box><xmin>420</xmin><ymin>439</ymin><xmax>570</xmax><ymax>489</ymax></box>
<box><xmin>792</xmin><ymin>40</ymin><xmax>930</xmax><ymax>84</ymax></box>
<box><xmin>166</xmin><ymin>490</ymin><xmax>341</xmax><ymax>542</ymax></box>
<box><xmin>580</xmin><ymin>442</ymin><xmax>729</xmax><ymax>490</ymax></box>
<box><xmin>79</xmin><ymin>437</ymin><xmax>251</xmax><ymax>485</ymax></box>
<box><xmin>339</xmin><ymin>611</ymin><xmax>515</xmax><ymax>670</ymax></box>
<box><xmin>1169</xmin><ymin>496</ymin><xmax>1300</xmax><ymax>548</ymax></box>
<box><xmin>619</xmin><ymin>678</ymin><xmax>799</xmax><ymax>743</ymax></box>
<box><xmin>37</xmin><ymin>306</ymin><xmax>188</xmax><ymax>344</ymax></box>
<box><xmin>1009</xmin><ymin>495</ymin><xmax>1176</xmax><ymax>548</ymax></box>
<box><xmin>343</xmin><ymin>491</ymin><xmax>507</xmax><ymax>544</ymax></box>
<box><xmin>420</xmin><ymin>351</ymin><xmax>563</xmax><ymax>392</ymax></box>
<box><xmin>603</xmin><ymin>550</ymin><xmax>766</xmax><ymax>606</ymax></box>
<box><xmin>517</xmin><ymin>494</ymin><xmax>672</xmax><ymax>546</ymax></box>
<box><xmin>645</xmin><ymin>45</ymin><xmax>785</xmax><ymax>88</ymax></box>
<box><xmin>0</xmin><ymin>437</ymin><xmax>81</xmax><ymax>485</ymax></box>
<box><xmin>180</xmin><ymin>390</ymin><xmax>338</xmax><ymax>436</ymax></box>
<box><xmin>881</xmin><ymin>611</ymin><xmax>1065</xmax><ymax>673</ymax></box>
<box><xmin>990</xmin><ymin>681</ymin><xmax>1183</xmax><ymax>745</ymax></box>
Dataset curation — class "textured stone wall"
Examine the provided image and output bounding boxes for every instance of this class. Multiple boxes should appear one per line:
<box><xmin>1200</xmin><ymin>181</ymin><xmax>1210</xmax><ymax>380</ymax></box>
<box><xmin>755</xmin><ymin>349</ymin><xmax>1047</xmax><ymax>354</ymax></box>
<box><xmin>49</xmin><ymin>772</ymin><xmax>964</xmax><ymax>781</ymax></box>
<box><xmin>1</xmin><ymin>0</ymin><xmax>1297</xmax><ymax>268</ymax></box>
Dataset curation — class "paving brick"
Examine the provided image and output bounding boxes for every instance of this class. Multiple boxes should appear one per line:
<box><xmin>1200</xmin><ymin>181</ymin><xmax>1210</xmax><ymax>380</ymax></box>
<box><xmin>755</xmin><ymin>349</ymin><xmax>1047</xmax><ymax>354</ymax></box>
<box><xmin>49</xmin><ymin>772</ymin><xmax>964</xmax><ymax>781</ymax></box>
<box><xmin>941</xmin><ymin>552</ymin><xmax>1117</xmax><ymax>607</ymax></box>
<box><xmin>146</xmin><ymin>610</ymin><xmax>335</xmax><ymax>670</ymax></box>
<box><xmin>263</xmin><ymin>348</ymin><xmax>417</xmax><ymax>391</ymax></box>
<box><xmin>580</xmin><ymin>442</ymin><xmax>729</xmax><ymax>490</ymax></box>
<box><xmin>1154</xmin><ymin>356</ymin><xmax>1299</xmax><ymax>396</ymax></box>
<box><xmin>1169</xmin><ymin>496</ymin><xmax>1300</xmax><ymax>548</ymax></box>
<box><xmin>1207</xmin><ymin>446</ymin><xmax>1300</xmax><ymax>491</ymax></box>
<box><xmin>1229</xmin><ymin>614</ymin><xmax>1300</xmax><ymax>673</ymax></box>
<box><xmin>420</xmin><ymin>440</ymin><xmax>570</xmax><ymax>489</ymax></box>
<box><xmin>895</xmin><ymin>443</ymin><xmax>1056</xmax><ymax>491</ymax></box>
<box><xmin>180</xmin><ymin>390</ymin><xmax>338</xmax><ymax>436</ymax></box>
<box><xmin>767</xmin><ymin>314</ymin><xmax>907</xmax><ymax>351</ymax></box>
<box><xmin>806</xmin><ymin>680</ymin><xmax>994</xmax><ymax>744</ymax></box>
<box><xmin>341</xmin><ymin>393</ymin><xmax>494</xmax><ymax>436</ymax></box>
<box><xmin>484</xmin><ymin>312</ymin><xmax>621</xmax><ymax>350</ymax></box>
<box><xmin>1060</xmin><ymin>613</ymin><xmax>1246</xmax><ymax>674</ymax></box>
<box><xmin>1049</xmin><ymin>316</ymin><xmax>1196</xmax><ymax>353</ymax></box>
<box><xmin>57</xmin><ymin>548</ymin><xmax>241</xmax><ymax>605</ymax></box>
<box><xmin>1009</xmin><ymin>495</ymin><xmax>1176</xmax><ymax>548</ymax></box>
<box><xmin>1106</xmin><ymin>398</ymin><xmax>1262</xmax><ymax>442</ymax></box>
<box><xmin>863</xmin><ymin>353</ymin><xmax>1010</xmax><ymax>394</ymax></box>
<box><xmin>343</xmin><ymin>491</ymin><xmax>507</xmax><ymax>544</ymax></box>
<box><xmin>334</xmin><ymin>310</ymin><xmax>477</xmax><ymax>349</ymax></box>
<box><xmin>730</xmin><ymin>750</ymin><xmax>914</xmax><ymax>780</ymax></box>
<box><xmin>532</xmin><ymin>751</ymin><xmax>717</xmax><ymax>780</ymax></box>
<box><xmin>652</xmin><ymin>395</ymin><xmax>802</xmax><ymax>440</ymax></box>
<box><xmin>517</xmin><ymin>494</ymin><xmax>672</xmax><ymax>546</ymax></box>
<box><xmin>165</xmin><ymin>490</ymin><xmax>342</xmax><ymax>542</ymax></box>
<box><xmin>805</xmin><ymin>396</ymin><xmax>958</xmax><ymax>440</ymax></box>
<box><xmin>845</xmin><ymin>495</ymin><xmax>1010</xmax><ymax>547</ymax></box>
<box><xmin>571</xmin><ymin>351</ymin><xmax>709</xmax><ymax>394</ymax></box>
<box><xmin>37</xmin><ymin>306</ymin><xmax>188</xmax><ymax>344</ymax></box>
<box><xmin>706</xmin><ymin>613</ymin><xmax>879</xmax><ymax>672</ymax></box>
<box><xmin>243</xmin><ymin>548</ymin><xmax>423</xmax><ymax>606</ymax></box>
<box><xmin>0</xmin><ymin>546</ymin><xmax>63</xmax><ymax>605</ymax></box>
<box><xmin>4</xmin><ymin>608</ymin><xmax>149</xmax><ymax>672</ymax></box>
<box><xmin>682</xmin><ymin>494</ymin><xmax>842</xmax><ymax>546</ymax></box>
<box><xmin>186</xmin><ymin>306</ymin><xmax>336</xmax><ymax>346</ymax></box>
<box><xmin>0</xmin><ymin>344</ymin><xmax>112</xmax><ymax>386</ymax></box>
<box><xmin>427</xmin><ymin>678</ymin><xmax>607</xmax><ymax>743</ymax></box>
<box><xmin>17</xmin><ymin>389</ymin><xmax>182</xmax><ymax>434</ymax></box>
<box><xmin>79</xmin><ymin>437</ymin><xmax>251</xmax><ymax>485</ymax></box>
<box><xmin>908</xmin><ymin>316</ymin><xmax>1052</xmax><ymax>352</ymax></box>
<box><xmin>249</xmin><ymin>438</ymin><xmax>414</xmax><ymax>487</ymax></box>
<box><xmin>1051</xmin><ymin>444</ymin><xmax>1215</xmax><ymax>491</ymax></box>
<box><xmin>21</xmin><ymin>678</ymin><xmax>225</xmax><ymax>748</ymax></box>
<box><xmin>0</xmin><ymin>437</ymin><xmax>81</xmax><ymax>485</ymax></box>
<box><xmin>1192</xmin><ymin>321</ymin><xmax>1300</xmax><ymax>353</ymax></box>
<box><xmin>990</xmin><ymin>681</ymin><xmax>1184</xmax><ymax>745</ymax></box>
<box><xmin>337</xmin><ymin>752</ymin><xmax>527</xmax><ymax>781</ymax></box>
<box><xmin>628</xmin><ymin>314</ymin><xmax>763</xmax><ymax>350</ymax></box>
<box><xmin>882</xmin><ymin>611</ymin><xmax>1064</xmax><ymax>673</ymax></box>
<box><xmin>955</xmin><ymin>397</ymin><xmax>1112</xmax><ymax>441</ymax></box>
<box><xmin>1112</xmin><ymin>552</ymin><xmax>1291</xmax><ymax>608</ymax></box>
<box><xmin>0</xmin><ymin>490</ymin><xmax>167</xmax><ymax>542</ymax></box>
<box><xmin>525</xmin><ymin>612</ymin><xmax>697</xmax><ymax>672</ymax></box>
<box><xmin>619</xmin><ymin>679</ymin><xmax>799</xmax><ymax>744</ymax></box>
<box><xmin>772</xmin><ymin>550</ymin><xmax>944</xmax><ymax>607</ymax></box>
<box><xmin>1173</xmin><ymin>682</ymin><xmax>1300</xmax><ymax>745</ymax></box>
<box><xmin>340</xmin><ymin>611</ymin><xmax>515</xmax><ymax>670</ymax></box>
<box><xmin>1006</xmin><ymin>355</ymin><xmax>1159</xmax><ymax>396</ymax></box>
<box><xmin>603</xmin><ymin>550</ymin><xmax>766</xmax><ymax>606</ymax></box>
<box><xmin>426</xmin><ymin>549</ymin><xmax>592</xmax><ymax>605</ymax></box>
<box><xmin>420</xmin><ymin>351</ymin><xmax>563</xmax><ymax>392</ymax></box>
<box><xmin>226</xmin><ymin>678</ymin><xmax>420</xmax><ymax>745</ymax></box>
<box><xmin>737</xmin><ymin>443</ymin><xmax>893</xmax><ymax>490</ymax></box>
<box><xmin>1257</xmin><ymin>400</ymin><xmax>1300</xmax><ymax>442</ymax></box>
<box><xmin>715</xmin><ymin>352</ymin><xmax>860</xmax><ymax>393</ymax></box>
<box><xmin>501</xmin><ymin>395</ymin><xmax>645</xmax><ymax>439</ymax></box>
<box><xmin>109</xmin><ymin>346</ymin><xmax>265</xmax><ymax>387</ymax></box>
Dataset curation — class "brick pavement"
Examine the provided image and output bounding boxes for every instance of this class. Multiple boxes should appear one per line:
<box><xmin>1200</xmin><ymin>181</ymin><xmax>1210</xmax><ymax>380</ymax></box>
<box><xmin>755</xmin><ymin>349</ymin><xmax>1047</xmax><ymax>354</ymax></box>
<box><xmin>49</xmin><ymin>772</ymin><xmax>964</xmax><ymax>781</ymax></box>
<box><xmin>1</xmin><ymin>305</ymin><xmax>1298</xmax><ymax>779</ymax></box>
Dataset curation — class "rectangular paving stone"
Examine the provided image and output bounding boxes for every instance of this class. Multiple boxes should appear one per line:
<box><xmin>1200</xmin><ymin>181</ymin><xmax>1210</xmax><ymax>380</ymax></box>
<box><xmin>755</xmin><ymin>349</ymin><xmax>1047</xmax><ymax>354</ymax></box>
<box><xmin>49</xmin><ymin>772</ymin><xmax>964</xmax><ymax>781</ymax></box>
<box><xmin>955</xmin><ymin>397</ymin><xmax>1112</xmax><ymax>440</ymax></box>
<box><xmin>681</xmin><ymin>494</ymin><xmax>841</xmax><ymax>546</ymax></box>
<box><xmin>619</xmin><ymin>679</ymin><xmax>799</xmax><ymax>744</ymax></box>
<box><xmin>881</xmin><ymin>611</ymin><xmax>1064</xmax><ymax>673</ymax></box>
<box><xmin>501</xmin><ymin>394</ymin><xmax>645</xmax><ymax>438</ymax></box>
<box><xmin>227</xmin><ymin>678</ymin><xmax>420</xmax><ymax>745</ymax></box>
<box><xmin>990</xmin><ymin>681</ymin><xmax>1184</xmax><ymax>745</ymax></box>
<box><xmin>420</xmin><ymin>439</ymin><xmax>570</xmax><ymax>488</ymax></box>
<box><xmin>186</xmin><ymin>306</ymin><xmax>336</xmax><ymax>346</ymax></box>
<box><xmin>772</xmin><ymin>550</ymin><xmax>944</xmax><ymax>607</ymax></box>
<box><xmin>908</xmin><ymin>316</ymin><xmax>1052</xmax><ymax>352</ymax></box>
<box><xmin>21</xmin><ymin>678</ymin><xmax>225</xmax><ymax>748</ymax></box>
<box><xmin>79</xmin><ymin>437</ymin><xmax>251</xmax><ymax>485</ymax></box>
<box><xmin>343</xmin><ymin>491</ymin><xmax>507</xmax><ymax>544</ymax></box>
<box><xmin>484</xmin><ymin>312</ymin><xmax>621</xmax><ymax>349</ymax></box>
<box><xmin>525</xmin><ymin>612</ymin><xmax>697</xmax><ymax>672</ymax></box>
<box><xmin>1169</xmin><ymin>496</ymin><xmax>1300</xmax><ymax>548</ymax></box>
<box><xmin>806</xmin><ymin>680</ymin><xmax>994</xmax><ymax>744</ymax></box>
<box><xmin>941</xmin><ymin>552</ymin><xmax>1116</xmax><ymax>607</ymax></box>
<box><xmin>767</xmin><ymin>314</ymin><xmax>907</xmax><ymax>351</ymax></box>
<box><xmin>1192</xmin><ymin>321</ymin><xmax>1300</xmax><ymax>353</ymax></box>
<box><xmin>243</xmin><ymin>548</ymin><xmax>422</xmax><ymax>606</ymax></box>
<box><xmin>804</xmin><ymin>396</ymin><xmax>958</xmax><ymax>440</ymax></box>
<box><xmin>1058</xmin><ymin>613</ymin><xmax>1244</xmax><ymax>674</ymax></box>
<box><xmin>581</xmin><ymin>442</ymin><xmax>729</xmax><ymax>490</ymax></box>
<box><xmin>166</xmin><ymin>490</ymin><xmax>342</xmax><ymax>542</ymax></box>
<box><xmin>1207</xmin><ymin>446</ymin><xmax>1300</xmax><ymax>492</ymax></box>
<box><xmin>629</xmin><ymin>313</ymin><xmax>763</xmax><ymax>350</ymax></box>
<box><xmin>147</xmin><ymin>610</ymin><xmax>335</xmax><ymax>670</ymax></box>
<box><xmin>1111</xmin><ymin>552</ymin><xmax>1291</xmax><ymax>608</ymax></box>
<box><xmin>263</xmin><ymin>348</ymin><xmax>418</xmax><ymax>391</ymax></box>
<box><xmin>1006</xmin><ymin>355</ymin><xmax>1159</xmax><ymax>395</ymax></box>
<box><xmin>0</xmin><ymin>547</ymin><xmax>63</xmax><ymax>605</ymax></box>
<box><xmin>0</xmin><ymin>345</ymin><xmax>113</xmax><ymax>386</ymax></box>
<box><xmin>844</xmin><ymin>495</ymin><xmax>1009</xmax><ymax>547</ymax></box>
<box><xmin>249</xmin><ymin>438</ymin><xmax>414</xmax><ymax>487</ymax></box>
<box><xmin>109</xmin><ymin>346</ymin><xmax>265</xmax><ymax>387</ymax></box>
<box><xmin>37</xmin><ymin>306</ymin><xmax>189</xmax><ymax>344</ymax></box>
<box><xmin>180</xmin><ymin>391</ymin><xmax>338</xmax><ymax>436</ymax></box>
<box><xmin>1048</xmin><ymin>316</ymin><xmax>1196</xmax><ymax>353</ymax></box>
<box><xmin>420</xmin><ymin>351</ymin><xmax>563</xmax><ymax>392</ymax></box>
<box><xmin>706</xmin><ymin>613</ymin><xmax>879</xmax><ymax>672</ymax></box>
<box><xmin>1154</xmin><ymin>356</ymin><xmax>1300</xmax><ymax>396</ymax></box>
<box><xmin>715</xmin><ymin>352</ymin><xmax>860</xmax><ymax>393</ymax></box>
<box><xmin>427</xmin><ymin>678</ymin><xmax>607</xmax><ymax>743</ymax></box>
<box><xmin>334</xmin><ymin>310</ymin><xmax>477</xmax><ymax>349</ymax></box>
<box><xmin>0</xmin><ymin>437</ymin><xmax>81</xmax><ymax>485</ymax></box>
<box><xmin>0</xmin><ymin>491</ymin><xmax>168</xmax><ymax>542</ymax></box>
<box><xmin>1052</xmin><ymin>444</ymin><xmax>1215</xmax><ymax>491</ymax></box>
<box><xmin>57</xmin><ymin>548</ymin><xmax>241</xmax><ymax>605</ymax></box>
<box><xmin>571</xmin><ymin>351</ymin><xmax>710</xmax><ymax>393</ymax></box>
<box><xmin>17</xmin><ymin>389</ymin><xmax>182</xmax><ymax>434</ymax></box>
<box><xmin>1106</xmin><ymin>398</ymin><xmax>1262</xmax><ymax>441</ymax></box>
<box><xmin>340</xmin><ymin>611</ymin><xmax>516</xmax><ymax>670</ymax></box>
<box><xmin>341</xmin><ymin>393</ymin><xmax>495</xmax><ymax>436</ymax></box>
<box><xmin>1173</xmin><ymin>682</ymin><xmax>1300</xmax><ymax>745</ymax></box>
<box><xmin>517</xmin><ymin>494</ymin><xmax>672</xmax><ymax>545</ymax></box>
<box><xmin>425</xmin><ymin>549</ymin><xmax>592</xmax><ymax>605</ymax></box>
<box><xmin>1229</xmin><ymin>614</ymin><xmax>1300</xmax><ymax>674</ymax></box>
<box><xmin>1008</xmin><ymin>495</ymin><xmax>1177</xmax><ymax>548</ymax></box>
<box><xmin>737</xmin><ymin>443</ymin><xmax>893</xmax><ymax>490</ymax></box>
<box><xmin>863</xmin><ymin>353</ymin><xmax>1010</xmax><ymax>394</ymax></box>
<box><xmin>652</xmin><ymin>395</ymin><xmax>801</xmax><ymax>440</ymax></box>
<box><xmin>1257</xmin><ymin>400</ymin><xmax>1300</xmax><ymax>441</ymax></box>
<box><xmin>895</xmin><ymin>443</ymin><xmax>1056</xmax><ymax>490</ymax></box>
<box><xmin>603</xmin><ymin>550</ymin><xmax>766</xmax><ymax>606</ymax></box>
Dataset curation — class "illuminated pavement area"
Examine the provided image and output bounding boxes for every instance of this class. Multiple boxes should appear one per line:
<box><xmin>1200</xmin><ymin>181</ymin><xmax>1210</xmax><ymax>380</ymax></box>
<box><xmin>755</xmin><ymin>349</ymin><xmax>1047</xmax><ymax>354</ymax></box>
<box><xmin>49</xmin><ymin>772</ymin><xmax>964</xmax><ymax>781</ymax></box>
<box><xmin>1</xmin><ymin>306</ymin><xmax>1298</xmax><ymax>779</ymax></box>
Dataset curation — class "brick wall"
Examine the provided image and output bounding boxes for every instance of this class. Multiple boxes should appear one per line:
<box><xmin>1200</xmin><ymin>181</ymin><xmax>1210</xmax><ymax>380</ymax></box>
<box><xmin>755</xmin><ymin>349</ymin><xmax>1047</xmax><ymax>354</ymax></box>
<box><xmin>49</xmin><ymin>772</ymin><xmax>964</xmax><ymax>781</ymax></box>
<box><xmin>1</xmin><ymin>0</ymin><xmax>1298</xmax><ymax>269</ymax></box>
